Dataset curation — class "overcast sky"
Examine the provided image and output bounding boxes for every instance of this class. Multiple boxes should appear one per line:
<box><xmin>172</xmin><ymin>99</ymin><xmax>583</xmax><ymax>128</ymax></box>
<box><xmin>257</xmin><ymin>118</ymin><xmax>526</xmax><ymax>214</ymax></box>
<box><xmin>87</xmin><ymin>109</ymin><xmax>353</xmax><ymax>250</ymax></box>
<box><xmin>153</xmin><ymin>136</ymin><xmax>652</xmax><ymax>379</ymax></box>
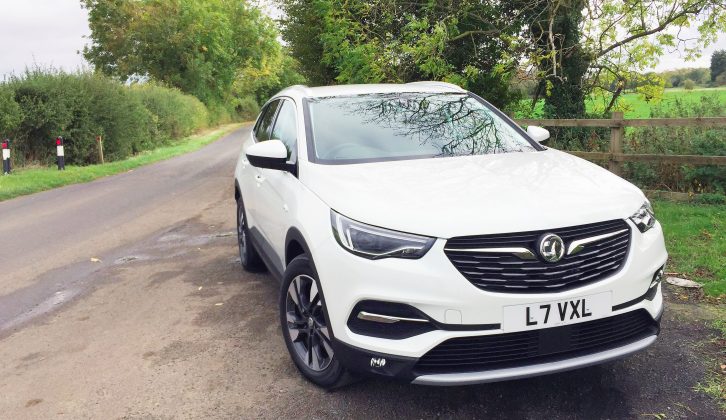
<box><xmin>1</xmin><ymin>0</ymin><xmax>724</xmax><ymax>79</ymax></box>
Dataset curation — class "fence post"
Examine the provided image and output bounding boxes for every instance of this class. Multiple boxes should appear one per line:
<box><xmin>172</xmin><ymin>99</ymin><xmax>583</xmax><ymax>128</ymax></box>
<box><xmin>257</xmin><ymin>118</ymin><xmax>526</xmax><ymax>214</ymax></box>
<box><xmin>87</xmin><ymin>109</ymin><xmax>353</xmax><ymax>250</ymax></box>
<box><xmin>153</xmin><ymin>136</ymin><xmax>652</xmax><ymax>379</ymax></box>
<box><xmin>96</xmin><ymin>135</ymin><xmax>104</xmax><ymax>164</ymax></box>
<box><xmin>2</xmin><ymin>139</ymin><xmax>10</xmax><ymax>175</ymax></box>
<box><xmin>56</xmin><ymin>137</ymin><xmax>65</xmax><ymax>170</ymax></box>
<box><xmin>609</xmin><ymin>112</ymin><xmax>624</xmax><ymax>175</ymax></box>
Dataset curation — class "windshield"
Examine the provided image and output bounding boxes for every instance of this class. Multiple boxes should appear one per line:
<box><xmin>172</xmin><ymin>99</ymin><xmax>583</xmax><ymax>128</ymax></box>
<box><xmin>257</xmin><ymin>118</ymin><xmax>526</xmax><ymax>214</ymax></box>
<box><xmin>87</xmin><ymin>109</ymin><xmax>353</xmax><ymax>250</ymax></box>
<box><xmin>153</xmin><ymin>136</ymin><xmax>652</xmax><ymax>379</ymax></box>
<box><xmin>306</xmin><ymin>92</ymin><xmax>540</xmax><ymax>164</ymax></box>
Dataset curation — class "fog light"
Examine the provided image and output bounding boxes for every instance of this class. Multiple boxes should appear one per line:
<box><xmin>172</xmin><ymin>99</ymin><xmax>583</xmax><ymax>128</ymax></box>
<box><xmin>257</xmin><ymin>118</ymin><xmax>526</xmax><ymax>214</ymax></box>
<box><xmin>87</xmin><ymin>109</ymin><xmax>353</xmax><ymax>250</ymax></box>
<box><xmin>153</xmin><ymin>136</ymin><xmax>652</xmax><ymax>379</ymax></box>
<box><xmin>650</xmin><ymin>266</ymin><xmax>665</xmax><ymax>289</ymax></box>
<box><xmin>370</xmin><ymin>357</ymin><xmax>387</xmax><ymax>368</ymax></box>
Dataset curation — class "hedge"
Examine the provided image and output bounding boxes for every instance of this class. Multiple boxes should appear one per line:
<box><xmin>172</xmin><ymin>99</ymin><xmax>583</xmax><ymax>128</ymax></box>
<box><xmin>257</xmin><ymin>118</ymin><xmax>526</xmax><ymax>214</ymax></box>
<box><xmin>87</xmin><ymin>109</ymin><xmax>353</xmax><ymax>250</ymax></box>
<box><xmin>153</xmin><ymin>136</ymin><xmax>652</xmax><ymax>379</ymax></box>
<box><xmin>0</xmin><ymin>69</ymin><xmax>215</xmax><ymax>166</ymax></box>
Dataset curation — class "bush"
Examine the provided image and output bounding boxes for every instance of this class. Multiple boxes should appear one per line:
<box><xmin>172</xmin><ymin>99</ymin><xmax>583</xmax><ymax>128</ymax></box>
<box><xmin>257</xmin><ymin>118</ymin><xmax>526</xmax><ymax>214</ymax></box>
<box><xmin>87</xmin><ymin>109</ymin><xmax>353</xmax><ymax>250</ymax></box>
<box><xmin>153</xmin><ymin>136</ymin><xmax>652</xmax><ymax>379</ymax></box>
<box><xmin>694</xmin><ymin>193</ymin><xmax>726</xmax><ymax>205</ymax></box>
<box><xmin>0</xmin><ymin>87</ymin><xmax>23</xmax><ymax>136</ymax></box>
<box><xmin>623</xmin><ymin>94</ymin><xmax>726</xmax><ymax>193</ymax></box>
<box><xmin>683</xmin><ymin>79</ymin><xmax>696</xmax><ymax>90</ymax></box>
<box><xmin>233</xmin><ymin>95</ymin><xmax>261</xmax><ymax>121</ymax></box>
<box><xmin>206</xmin><ymin>102</ymin><xmax>235</xmax><ymax>126</ymax></box>
<box><xmin>129</xmin><ymin>83</ymin><xmax>208</xmax><ymax>141</ymax></box>
<box><xmin>1</xmin><ymin>69</ymin><xmax>214</xmax><ymax>166</ymax></box>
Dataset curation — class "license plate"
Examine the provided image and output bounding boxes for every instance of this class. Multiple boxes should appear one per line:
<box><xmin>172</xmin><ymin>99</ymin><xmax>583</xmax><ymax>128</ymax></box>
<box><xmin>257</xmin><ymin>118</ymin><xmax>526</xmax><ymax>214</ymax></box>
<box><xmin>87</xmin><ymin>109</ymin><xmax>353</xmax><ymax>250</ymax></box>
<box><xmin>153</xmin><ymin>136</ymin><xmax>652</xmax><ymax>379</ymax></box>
<box><xmin>502</xmin><ymin>292</ymin><xmax>612</xmax><ymax>332</ymax></box>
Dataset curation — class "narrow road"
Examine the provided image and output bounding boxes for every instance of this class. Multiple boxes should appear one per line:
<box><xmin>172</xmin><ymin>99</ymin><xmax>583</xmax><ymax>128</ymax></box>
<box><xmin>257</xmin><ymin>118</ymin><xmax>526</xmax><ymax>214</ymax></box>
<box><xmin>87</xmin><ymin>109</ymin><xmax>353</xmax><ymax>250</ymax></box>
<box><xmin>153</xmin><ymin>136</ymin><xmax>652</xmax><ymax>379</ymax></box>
<box><xmin>0</xmin><ymin>127</ymin><xmax>722</xmax><ymax>418</ymax></box>
<box><xmin>0</xmin><ymin>127</ymin><xmax>246</xmax><ymax>330</ymax></box>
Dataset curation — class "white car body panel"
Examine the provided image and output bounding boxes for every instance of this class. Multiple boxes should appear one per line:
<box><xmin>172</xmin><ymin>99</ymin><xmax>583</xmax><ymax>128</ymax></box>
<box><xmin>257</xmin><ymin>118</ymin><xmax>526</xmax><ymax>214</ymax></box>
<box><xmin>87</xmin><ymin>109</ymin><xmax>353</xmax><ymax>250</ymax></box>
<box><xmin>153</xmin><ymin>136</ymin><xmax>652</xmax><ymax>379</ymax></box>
<box><xmin>300</xmin><ymin>148</ymin><xmax>646</xmax><ymax>238</ymax></box>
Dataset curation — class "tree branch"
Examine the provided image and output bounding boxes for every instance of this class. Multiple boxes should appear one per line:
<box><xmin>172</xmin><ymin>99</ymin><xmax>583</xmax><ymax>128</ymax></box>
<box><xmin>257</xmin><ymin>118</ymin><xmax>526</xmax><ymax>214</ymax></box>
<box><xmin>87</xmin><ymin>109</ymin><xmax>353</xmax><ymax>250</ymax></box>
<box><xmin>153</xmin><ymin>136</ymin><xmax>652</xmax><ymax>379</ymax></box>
<box><xmin>596</xmin><ymin>2</ymin><xmax>707</xmax><ymax>59</ymax></box>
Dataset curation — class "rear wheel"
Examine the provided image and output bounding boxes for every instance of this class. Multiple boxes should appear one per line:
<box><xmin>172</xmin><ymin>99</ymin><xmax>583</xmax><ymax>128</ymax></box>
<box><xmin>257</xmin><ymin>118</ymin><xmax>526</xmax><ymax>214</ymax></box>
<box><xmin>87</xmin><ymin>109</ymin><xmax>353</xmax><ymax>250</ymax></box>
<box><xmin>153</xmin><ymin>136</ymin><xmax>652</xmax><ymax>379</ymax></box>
<box><xmin>236</xmin><ymin>197</ymin><xmax>263</xmax><ymax>271</ymax></box>
<box><xmin>280</xmin><ymin>255</ymin><xmax>352</xmax><ymax>389</ymax></box>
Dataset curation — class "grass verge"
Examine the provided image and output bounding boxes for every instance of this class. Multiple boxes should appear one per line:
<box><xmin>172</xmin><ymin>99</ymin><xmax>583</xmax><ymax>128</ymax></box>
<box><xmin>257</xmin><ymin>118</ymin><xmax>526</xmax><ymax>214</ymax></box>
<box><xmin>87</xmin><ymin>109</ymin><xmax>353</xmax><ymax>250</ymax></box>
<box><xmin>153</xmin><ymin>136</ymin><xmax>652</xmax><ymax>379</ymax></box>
<box><xmin>694</xmin><ymin>317</ymin><xmax>726</xmax><ymax>413</ymax></box>
<box><xmin>653</xmin><ymin>200</ymin><xmax>726</xmax><ymax>296</ymax></box>
<box><xmin>0</xmin><ymin>123</ymin><xmax>243</xmax><ymax>202</ymax></box>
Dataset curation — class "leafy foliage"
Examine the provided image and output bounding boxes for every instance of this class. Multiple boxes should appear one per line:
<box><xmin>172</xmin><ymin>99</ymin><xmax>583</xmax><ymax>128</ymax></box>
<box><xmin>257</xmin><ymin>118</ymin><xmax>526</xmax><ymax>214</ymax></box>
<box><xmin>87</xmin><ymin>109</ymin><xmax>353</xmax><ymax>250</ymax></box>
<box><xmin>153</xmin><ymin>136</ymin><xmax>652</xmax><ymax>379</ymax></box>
<box><xmin>0</xmin><ymin>88</ymin><xmax>23</xmax><ymax>137</ymax></box>
<box><xmin>658</xmin><ymin>67</ymin><xmax>711</xmax><ymax>88</ymax></box>
<box><xmin>523</xmin><ymin>0</ymin><xmax>726</xmax><ymax>117</ymax></box>
<box><xmin>278</xmin><ymin>0</ymin><xmax>529</xmax><ymax>109</ymax></box>
<box><xmin>711</xmin><ymin>50</ymin><xmax>726</xmax><ymax>84</ymax></box>
<box><xmin>1</xmin><ymin>69</ymin><xmax>209</xmax><ymax>166</ymax></box>
<box><xmin>279</xmin><ymin>0</ymin><xmax>336</xmax><ymax>86</ymax></box>
<box><xmin>129</xmin><ymin>83</ymin><xmax>209</xmax><ymax>140</ymax></box>
<box><xmin>82</xmin><ymin>0</ymin><xmax>292</xmax><ymax>107</ymax></box>
<box><xmin>623</xmin><ymin>94</ymin><xmax>726</xmax><ymax>193</ymax></box>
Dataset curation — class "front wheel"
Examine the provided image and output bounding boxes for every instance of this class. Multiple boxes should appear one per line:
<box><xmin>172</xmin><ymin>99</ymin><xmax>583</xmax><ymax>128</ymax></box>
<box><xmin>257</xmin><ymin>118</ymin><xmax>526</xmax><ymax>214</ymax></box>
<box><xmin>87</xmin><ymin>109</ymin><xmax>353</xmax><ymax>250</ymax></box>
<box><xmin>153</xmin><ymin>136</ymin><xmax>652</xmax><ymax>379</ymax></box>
<box><xmin>279</xmin><ymin>255</ymin><xmax>351</xmax><ymax>389</ymax></box>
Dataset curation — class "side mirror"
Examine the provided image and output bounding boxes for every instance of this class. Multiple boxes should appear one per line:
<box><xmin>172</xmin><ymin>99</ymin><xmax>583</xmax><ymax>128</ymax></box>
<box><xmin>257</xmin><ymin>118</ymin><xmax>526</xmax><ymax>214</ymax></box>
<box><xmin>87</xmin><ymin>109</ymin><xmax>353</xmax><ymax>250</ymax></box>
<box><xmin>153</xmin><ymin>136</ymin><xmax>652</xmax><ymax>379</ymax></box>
<box><xmin>527</xmin><ymin>126</ymin><xmax>550</xmax><ymax>143</ymax></box>
<box><xmin>246</xmin><ymin>140</ymin><xmax>290</xmax><ymax>171</ymax></box>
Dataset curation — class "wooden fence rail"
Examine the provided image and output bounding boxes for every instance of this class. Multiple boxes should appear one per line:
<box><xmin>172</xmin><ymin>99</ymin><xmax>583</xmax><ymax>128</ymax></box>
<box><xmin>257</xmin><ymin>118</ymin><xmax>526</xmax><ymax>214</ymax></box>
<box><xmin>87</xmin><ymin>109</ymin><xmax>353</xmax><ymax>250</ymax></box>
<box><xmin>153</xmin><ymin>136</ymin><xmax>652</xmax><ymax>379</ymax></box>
<box><xmin>514</xmin><ymin>112</ymin><xmax>726</xmax><ymax>174</ymax></box>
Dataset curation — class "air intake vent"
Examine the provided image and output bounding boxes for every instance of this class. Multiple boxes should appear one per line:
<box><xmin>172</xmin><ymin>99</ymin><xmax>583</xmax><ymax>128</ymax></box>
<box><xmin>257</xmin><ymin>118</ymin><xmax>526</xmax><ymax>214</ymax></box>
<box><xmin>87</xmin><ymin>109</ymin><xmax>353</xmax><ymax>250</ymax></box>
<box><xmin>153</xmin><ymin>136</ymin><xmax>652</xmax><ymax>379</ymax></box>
<box><xmin>415</xmin><ymin>309</ymin><xmax>656</xmax><ymax>374</ymax></box>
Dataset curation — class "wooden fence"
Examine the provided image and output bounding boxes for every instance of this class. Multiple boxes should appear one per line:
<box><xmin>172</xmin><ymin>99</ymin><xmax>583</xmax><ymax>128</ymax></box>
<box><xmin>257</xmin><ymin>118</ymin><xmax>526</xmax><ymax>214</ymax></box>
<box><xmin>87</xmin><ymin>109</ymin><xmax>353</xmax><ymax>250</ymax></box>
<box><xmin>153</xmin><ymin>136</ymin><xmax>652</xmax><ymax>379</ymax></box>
<box><xmin>514</xmin><ymin>112</ymin><xmax>726</xmax><ymax>175</ymax></box>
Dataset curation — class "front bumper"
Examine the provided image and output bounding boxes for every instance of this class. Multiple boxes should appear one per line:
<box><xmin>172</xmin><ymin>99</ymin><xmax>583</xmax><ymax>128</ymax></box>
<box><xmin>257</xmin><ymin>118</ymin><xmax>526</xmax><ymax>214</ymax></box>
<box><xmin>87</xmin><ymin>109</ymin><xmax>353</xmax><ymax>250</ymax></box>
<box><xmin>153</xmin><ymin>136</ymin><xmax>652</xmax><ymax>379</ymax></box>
<box><xmin>331</xmin><ymin>305</ymin><xmax>662</xmax><ymax>385</ymax></box>
<box><xmin>413</xmin><ymin>334</ymin><xmax>658</xmax><ymax>385</ymax></box>
<box><xmin>313</xmin><ymin>219</ymin><xmax>667</xmax><ymax>359</ymax></box>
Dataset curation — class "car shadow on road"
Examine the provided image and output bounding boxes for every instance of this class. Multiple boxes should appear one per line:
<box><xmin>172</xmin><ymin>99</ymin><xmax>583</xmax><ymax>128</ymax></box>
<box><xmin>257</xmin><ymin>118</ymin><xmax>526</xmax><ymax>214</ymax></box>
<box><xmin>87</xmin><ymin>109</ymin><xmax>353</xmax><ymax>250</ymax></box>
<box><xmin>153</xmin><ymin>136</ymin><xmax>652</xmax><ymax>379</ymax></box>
<box><xmin>144</xmin><ymin>223</ymin><xmax>718</xmax><ymax>419</ymax></box>
<box><xmin>337</xmin><ymin>364</ymin><xmax>633</xmax><ymax>418</ymax></box>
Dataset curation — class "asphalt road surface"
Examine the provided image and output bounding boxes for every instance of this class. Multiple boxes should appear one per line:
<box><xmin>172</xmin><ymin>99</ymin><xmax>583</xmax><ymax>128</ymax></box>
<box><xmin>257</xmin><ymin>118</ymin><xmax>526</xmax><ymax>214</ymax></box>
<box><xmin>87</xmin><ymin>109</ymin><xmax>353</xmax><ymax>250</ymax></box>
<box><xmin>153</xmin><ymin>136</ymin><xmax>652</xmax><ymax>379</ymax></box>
<box><xmin>0</xmin><ymin>126</ymin><xmax>722</xmax><ymax>419</ymax></box>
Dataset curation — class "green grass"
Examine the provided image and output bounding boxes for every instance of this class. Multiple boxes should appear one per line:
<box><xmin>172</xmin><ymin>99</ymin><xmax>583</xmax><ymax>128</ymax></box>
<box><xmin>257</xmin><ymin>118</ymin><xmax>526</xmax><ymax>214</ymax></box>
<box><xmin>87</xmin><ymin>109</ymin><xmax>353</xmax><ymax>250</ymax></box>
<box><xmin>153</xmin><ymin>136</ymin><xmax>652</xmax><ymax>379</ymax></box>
<box><xmin>609</xmin><ymin>87</ymin><xmax>726</xmax><ymax>118</ymax></box>
<box><xmin>517</xmin><ymin>86</ymin><xmax>726</xmax><ymax>118</ymax></box>
<box><xmin>0</xmin><ymin>123</ymin><xmax>243</xmax><ymax>202</ymax></box>
<box><xmin>653</xmin><ymin>200</ymin><xmax>726</xmax><ymax>296</ymax></box>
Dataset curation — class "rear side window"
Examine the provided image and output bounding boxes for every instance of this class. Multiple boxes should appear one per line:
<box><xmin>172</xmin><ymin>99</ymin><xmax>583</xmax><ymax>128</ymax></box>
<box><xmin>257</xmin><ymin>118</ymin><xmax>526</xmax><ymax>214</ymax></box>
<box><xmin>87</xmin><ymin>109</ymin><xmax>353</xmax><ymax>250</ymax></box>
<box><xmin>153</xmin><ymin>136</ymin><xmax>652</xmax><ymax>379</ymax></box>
<box><xmin>254</xmin><ymin>100</ymin><xmax>281</xmax><ymax>141</ymax></box>
<box><xmin>270</xmin><ymin>100</ymin><xmax>298</xmax><ymax>161</ymax></box>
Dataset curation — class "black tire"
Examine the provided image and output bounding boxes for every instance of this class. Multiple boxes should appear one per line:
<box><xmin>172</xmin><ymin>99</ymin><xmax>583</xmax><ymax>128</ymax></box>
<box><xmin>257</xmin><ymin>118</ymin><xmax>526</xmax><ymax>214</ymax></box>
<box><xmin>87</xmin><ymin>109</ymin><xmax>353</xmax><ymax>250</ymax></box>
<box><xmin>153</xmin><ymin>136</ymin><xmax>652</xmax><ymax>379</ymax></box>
<box><xmin>236</xmin><ymin>197</ymin><xmax>264</xmax><ymax>271</ymax></box>
<box><xmin>279</xmin><ymin>255</ymin><xmax>352</xmax><ymax>389</ymax></box>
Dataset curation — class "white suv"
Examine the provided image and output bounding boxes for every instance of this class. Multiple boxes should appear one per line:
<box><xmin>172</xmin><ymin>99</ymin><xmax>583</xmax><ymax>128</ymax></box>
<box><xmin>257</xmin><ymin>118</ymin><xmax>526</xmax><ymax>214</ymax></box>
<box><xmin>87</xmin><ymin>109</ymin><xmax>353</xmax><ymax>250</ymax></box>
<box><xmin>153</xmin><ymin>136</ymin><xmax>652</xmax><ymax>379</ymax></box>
<box><xmin>233</xmin><ymin>82</ymin><xmax>667</xmax><ymax>388</ymax></box>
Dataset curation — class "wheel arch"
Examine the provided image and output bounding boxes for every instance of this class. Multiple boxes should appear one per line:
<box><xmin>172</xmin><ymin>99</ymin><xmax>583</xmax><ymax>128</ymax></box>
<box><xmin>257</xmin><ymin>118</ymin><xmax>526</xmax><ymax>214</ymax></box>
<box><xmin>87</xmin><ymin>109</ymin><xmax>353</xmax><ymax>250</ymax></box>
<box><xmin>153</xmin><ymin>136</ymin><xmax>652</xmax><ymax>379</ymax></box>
<box><xmin>285</xmin><ymin>227</ymin><xmax>313</xmax><ymax>268</ymax></box>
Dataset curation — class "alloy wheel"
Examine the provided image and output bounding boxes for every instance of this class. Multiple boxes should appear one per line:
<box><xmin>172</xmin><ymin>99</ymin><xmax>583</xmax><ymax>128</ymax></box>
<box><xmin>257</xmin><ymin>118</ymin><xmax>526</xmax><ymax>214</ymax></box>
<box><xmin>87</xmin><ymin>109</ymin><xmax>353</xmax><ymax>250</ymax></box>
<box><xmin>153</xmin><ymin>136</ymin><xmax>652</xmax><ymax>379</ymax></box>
<box><xmin>284</xmin><ymin>275</ymin><xmax>334</xmax><ymax>371</ymax></box>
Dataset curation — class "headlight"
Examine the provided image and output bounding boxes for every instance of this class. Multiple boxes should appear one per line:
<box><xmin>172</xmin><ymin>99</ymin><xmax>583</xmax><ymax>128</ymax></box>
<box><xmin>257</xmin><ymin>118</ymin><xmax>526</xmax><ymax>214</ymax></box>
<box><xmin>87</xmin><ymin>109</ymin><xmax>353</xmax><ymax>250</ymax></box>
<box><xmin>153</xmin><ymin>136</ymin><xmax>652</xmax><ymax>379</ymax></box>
<box><xmin>331</xmin><ymin>210</ymin><xmax>435</xmax><ymax>259</ymax></box>
<box><xmin>629</xmin><ymin>201</ymin><xmax>656</xmax><ymax>233</ymax></box>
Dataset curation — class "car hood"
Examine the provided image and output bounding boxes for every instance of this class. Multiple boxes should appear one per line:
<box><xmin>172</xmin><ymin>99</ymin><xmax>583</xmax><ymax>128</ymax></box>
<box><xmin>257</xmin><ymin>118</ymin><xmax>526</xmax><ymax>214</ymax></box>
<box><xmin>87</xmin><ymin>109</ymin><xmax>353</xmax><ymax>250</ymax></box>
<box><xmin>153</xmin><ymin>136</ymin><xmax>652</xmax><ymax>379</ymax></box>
<box><xmin>301</xmin><ymin>149</ymin><xmax>645</xmax><ymax>238</ymax></box>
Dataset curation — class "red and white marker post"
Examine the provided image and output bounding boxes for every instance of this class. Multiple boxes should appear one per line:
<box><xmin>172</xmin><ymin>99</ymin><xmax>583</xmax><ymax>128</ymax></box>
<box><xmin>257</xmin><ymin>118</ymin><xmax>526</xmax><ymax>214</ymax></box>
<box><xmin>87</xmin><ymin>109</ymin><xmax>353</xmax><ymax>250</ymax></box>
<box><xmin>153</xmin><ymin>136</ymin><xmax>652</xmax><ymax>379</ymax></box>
<box><xmin>56</xmin><ymin>136</ymin><xmax>65</xmax><ymax>170</ymax></box>
<box><xmin>2</xmin><ymin>139</ymin><xmax>10</xmax><ymax>175</ymax></box>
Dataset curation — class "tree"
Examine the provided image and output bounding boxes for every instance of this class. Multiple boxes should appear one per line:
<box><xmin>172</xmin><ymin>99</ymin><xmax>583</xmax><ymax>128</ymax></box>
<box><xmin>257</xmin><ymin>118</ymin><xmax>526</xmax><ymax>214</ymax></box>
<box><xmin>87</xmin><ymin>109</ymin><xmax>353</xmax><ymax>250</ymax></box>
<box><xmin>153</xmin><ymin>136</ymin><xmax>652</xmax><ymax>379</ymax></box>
<box><xmin>711</xmin><ymin>50</ymin><xmax>726</xmax><ymax>82</ymax></box>
<box><xmin>278</xmin><ymin>0</ymin><xmax>336</xmax><ymax>86</ymax></box>
<box><xmin>527</xmin><ymin>0</ymin><xmax>726</xmax><ymax>116</ymax></box>
<box><xmin>277</xmin><ymin>0</ymin><xmax>537</xmax><ymax>109</ymax></box>
<box><xmin>683</xmin><ymin>78</ymin><xmax>696</xmax><ymax>90</ymax></box>
<box><xmin>530</xmin><ymin>0</ymin><xmax>588</xmax><ymax>118</ymax></box>
<box><xmin>82</xmin><ymin>0</ymin><xmax>280</xmax><ymax>105</ymax></box>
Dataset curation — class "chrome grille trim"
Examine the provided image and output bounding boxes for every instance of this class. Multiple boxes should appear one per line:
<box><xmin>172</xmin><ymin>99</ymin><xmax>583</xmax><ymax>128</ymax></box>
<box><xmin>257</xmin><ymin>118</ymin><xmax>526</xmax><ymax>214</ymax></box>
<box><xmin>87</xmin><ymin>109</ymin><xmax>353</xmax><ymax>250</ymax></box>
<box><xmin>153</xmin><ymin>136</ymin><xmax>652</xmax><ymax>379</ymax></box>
<box><xmin>445</xmin><ymin>220</ymin><xmax>631</xmax><ymax>293</ymax></box>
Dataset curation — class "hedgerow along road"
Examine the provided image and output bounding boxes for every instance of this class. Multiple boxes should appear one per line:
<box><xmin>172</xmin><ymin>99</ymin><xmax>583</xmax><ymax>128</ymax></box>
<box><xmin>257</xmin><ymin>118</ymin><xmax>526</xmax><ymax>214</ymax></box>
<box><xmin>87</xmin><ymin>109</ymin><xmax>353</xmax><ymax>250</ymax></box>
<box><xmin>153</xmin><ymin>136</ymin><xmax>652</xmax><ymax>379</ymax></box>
<box><xmin>0</xmin><ymin>126</ymin><xmax>721</xmax><ymax>418</ymax></box>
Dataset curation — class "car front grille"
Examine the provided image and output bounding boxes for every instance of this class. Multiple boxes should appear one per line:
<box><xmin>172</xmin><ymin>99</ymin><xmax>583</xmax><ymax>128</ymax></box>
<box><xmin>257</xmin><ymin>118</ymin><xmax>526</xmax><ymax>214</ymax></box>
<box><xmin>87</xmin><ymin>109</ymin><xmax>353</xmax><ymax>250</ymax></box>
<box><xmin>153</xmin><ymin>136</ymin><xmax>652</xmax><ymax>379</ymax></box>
<box><xmin>444</xmin><ymin>219</ymin><xmax>631</xmax><ymax>293</ymax></box>
<box><xmin>414</xmin><ymin>309</ymin><xmax>657</xmax><ymax>374</ymax></box>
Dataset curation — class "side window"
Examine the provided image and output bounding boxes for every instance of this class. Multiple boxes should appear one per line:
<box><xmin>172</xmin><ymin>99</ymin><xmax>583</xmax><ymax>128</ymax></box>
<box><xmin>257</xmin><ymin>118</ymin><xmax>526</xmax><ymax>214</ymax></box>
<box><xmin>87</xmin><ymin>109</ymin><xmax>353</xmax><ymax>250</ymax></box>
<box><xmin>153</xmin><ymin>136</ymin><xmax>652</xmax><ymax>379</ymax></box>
<box><xmin>270</xmin><ymin>100</ymin><xmax>298</xmax><ymax>161</ymax></box>
<box><xmin>254</xmin><ymin>100</ymin><xmax>280</xmax><ymax>141</ymax></box>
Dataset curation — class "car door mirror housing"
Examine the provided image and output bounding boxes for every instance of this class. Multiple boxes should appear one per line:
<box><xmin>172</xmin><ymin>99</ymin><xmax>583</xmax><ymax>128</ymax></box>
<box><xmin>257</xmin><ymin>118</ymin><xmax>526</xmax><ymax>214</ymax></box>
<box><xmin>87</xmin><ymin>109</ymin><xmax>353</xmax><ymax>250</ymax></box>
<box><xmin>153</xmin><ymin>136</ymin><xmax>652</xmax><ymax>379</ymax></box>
<box><xmin>246</xmin><ymin>140</ymin><xmax>291</xmax><ymax>171</ymax></box>
<box><xmin>526</xmin><ymin>126</ymin><xmax>550</xmax><ymax>143</ymax></box>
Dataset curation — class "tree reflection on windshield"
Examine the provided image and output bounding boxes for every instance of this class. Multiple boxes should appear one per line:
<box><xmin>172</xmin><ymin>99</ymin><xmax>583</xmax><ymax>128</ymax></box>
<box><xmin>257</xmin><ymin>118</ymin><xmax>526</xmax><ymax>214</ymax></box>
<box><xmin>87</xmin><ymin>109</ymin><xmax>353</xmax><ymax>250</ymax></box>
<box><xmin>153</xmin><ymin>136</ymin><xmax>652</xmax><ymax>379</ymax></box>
<box><xmin>308</xmin><ymin>92</ymin><xmax>538</xmax><ymax>162</ymax></box>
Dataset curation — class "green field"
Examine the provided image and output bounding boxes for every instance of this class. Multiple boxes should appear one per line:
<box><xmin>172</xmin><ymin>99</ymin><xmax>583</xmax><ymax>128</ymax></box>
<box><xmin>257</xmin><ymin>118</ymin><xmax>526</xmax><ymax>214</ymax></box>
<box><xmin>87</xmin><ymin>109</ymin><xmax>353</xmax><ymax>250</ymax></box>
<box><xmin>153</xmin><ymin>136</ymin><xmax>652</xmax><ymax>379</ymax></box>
<box><xmin>518</xmin><ymin>86</ymin><xmax>726</xmax><ymax>118</ymax></box>
<box><xmin>0</xmin><ymin>123</ymin><xmax>242</xmax><ymax>202</ymax></box>
<box><xmin>654</xmin><ymin>200</ymin><xmax>726</xmax><ymax>296</ymax></box>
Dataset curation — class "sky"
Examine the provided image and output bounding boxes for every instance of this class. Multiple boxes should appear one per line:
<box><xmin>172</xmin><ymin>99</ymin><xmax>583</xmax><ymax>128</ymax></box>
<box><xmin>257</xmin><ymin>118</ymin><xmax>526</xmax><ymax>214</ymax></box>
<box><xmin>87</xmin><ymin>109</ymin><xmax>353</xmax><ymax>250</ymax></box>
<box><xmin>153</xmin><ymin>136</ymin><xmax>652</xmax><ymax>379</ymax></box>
<box><xmin>0</xmin><ymin>0</ymin><xmax>724</xmax><ymax>79</ymax></box>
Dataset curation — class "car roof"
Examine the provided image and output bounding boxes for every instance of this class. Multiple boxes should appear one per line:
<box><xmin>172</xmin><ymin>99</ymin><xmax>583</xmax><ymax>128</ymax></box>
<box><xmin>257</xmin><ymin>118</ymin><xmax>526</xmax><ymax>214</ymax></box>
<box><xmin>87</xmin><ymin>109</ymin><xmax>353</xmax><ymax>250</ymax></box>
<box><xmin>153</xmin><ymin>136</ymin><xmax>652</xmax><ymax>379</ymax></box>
<box><xmin>274</xmin><ymin>82</ymin><xmax>466</xmax><ymax>101</ymax></box>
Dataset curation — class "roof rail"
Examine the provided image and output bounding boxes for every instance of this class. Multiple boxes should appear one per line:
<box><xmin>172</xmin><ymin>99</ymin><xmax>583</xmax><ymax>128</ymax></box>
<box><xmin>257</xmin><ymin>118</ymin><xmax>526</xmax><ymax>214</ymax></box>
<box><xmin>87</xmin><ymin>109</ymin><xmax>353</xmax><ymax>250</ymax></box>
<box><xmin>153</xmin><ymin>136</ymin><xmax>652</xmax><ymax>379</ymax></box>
<box><xmin>406</xmin><ymin>81</ymin><xmax>465</xmax><ymax>91</ymax></box>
